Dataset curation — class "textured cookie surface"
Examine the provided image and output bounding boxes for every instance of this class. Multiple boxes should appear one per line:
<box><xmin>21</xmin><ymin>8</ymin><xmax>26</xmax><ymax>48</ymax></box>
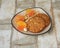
<box><xmin>37</xmin><ymin>13</ymin><xmax>50</xmax><ymax>27</ymax></box>
<box><xmin>27</xmin><ymin>16</ymin><xmax>46</xmax><ymax>33</ymax></box>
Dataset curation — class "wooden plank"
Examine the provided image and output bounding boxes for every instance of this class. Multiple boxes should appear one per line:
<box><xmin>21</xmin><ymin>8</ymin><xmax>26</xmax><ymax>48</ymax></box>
<box><xmin>35</xmin><ymin>0</ymin><xmax>57</xmax><ymax>48</ymax></box>
<box><xmin>0</xmin><ymin>0</ymin><xmax>2</xmax><ymax>8</ymax></box>
<box><xmin>53</xmin><ymin>0</ymin><xmax>60</xmax><ymax>47</ymax></box>
<box><xmin>54</xmin><ymin>9</ymin><xmax>60</xmax><ymax>48</ymax></box>
<box><xmin>12</xmin><ymin>44</ymin><xmax>36</xmax><ymax>48</ymax></box>
<box><xmin>0</xmin><ymin>0</ymin><xmax>15</xmax><ymax>48</ymax></box>
<box><xmin>16</xmin><ymin>0</ymin><xmax>35</xmax><ymax>9</ymax></box>
<box><xmin>0</xmin><ymin>25</ymin><xmax>11</xmax><ymax>48</ymax></box>
<box><xmin>0</xmin><ymin>0</ymin><xmax>15</xmax><ymax>23</ymax></box>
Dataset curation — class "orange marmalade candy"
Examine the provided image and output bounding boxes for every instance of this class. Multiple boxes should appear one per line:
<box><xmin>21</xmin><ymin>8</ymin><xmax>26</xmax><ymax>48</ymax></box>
<box><xmin>17</xmin><ymin>26</ymin><xmax>25</xmax><ymax>31</ymax></box>
<box><xmin>14</xmin><ymin>14</ymin><xmax>25</xmax><ymax>23</ymax></box>
<box><xmin>26</xmin><ymin>9</ymin><xmax>36</xmax><ymax>17</ymax></box>
<box><xmin>16</xmin><ymin>21</ymin><xmax>27</xmax><ymax>31</ymax></box>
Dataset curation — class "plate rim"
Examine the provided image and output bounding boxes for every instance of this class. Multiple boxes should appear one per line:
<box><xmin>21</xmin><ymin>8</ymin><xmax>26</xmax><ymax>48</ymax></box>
<box><xmin>11</xmin><ymin>7</ymin><xmax>52</xmax><ymax>36</ymax></box>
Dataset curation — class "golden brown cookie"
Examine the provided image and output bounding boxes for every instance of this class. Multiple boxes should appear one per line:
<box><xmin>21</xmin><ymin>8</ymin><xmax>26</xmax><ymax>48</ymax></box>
<box><xmin>26</xmin><ymin>16</ymin><xmax>46</xmax><ymax>33</ymax></box>
<box><xmin>37</xmin><ymin>13</ymin><xmax>50</xmax><ymax>27</ymax></box>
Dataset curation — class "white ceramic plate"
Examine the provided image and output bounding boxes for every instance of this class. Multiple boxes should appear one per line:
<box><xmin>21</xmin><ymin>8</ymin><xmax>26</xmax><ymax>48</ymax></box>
<box><xmin>11</xmin><ymin>7</ymin><xmax>52</xmax><ymax>35</ymax></box>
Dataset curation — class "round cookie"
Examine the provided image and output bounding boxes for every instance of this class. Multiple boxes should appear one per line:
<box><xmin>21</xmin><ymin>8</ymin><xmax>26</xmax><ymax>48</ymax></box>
<box><xmin>26</xmin><ymin>16</ymin><xmax>46</xmax><ymax>33</ymax></box>
<box><xmin>36</xmin><ymin>13</ymin><xmax>50</xmax><ymax>27</ymax></box>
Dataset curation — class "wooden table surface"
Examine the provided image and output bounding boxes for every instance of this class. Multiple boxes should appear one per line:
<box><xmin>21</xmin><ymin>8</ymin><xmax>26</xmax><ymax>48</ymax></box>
<box><xmin>0</xmin><ymin>0</ymin><xmax>60</xmax><ymax>48</ymax></box>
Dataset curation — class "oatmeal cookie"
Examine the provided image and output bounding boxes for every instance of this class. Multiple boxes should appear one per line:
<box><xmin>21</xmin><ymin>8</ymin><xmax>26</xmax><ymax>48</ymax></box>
<box><xmin>27</xmin><ymin>16</ymin><xmax>46</xmax><ymax>33</ymax></box>
<box><xmin>37</xmin><ymin>13</ymin><xmax>50</xmax><ymax>27</ymax></box>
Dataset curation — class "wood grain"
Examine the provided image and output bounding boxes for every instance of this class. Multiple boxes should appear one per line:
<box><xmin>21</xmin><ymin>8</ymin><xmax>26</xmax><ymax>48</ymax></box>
<box><xmin>51</xmin><ymin>0</ymin><xmax>60</xmax><ymax>48</ymax></box>
<box><xmin>0</xmin><ymin>0</ymin><xmax>60</xmax><ymax>48</ymax></box>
